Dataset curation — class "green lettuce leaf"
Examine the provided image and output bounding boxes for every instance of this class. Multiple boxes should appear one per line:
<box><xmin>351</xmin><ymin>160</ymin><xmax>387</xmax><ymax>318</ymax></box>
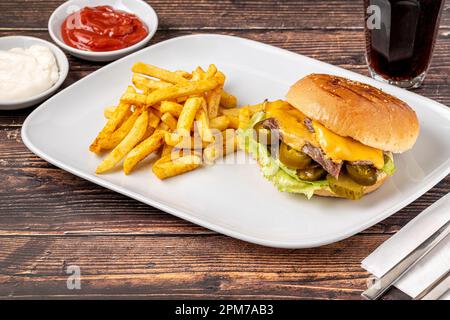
<box><xmin>381</xmin><ymin>152</ymin><xmax>395</xmax><ymax>176</ymax></box>
<box><xmin>238</xmin><ymin>112</ymin><xmax>329</xmax><ymax>199</ymax></box>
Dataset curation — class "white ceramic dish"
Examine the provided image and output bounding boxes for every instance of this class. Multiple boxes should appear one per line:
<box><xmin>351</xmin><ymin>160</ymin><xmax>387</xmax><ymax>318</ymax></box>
<box><xmin>22</xmin><ymin>34</ymin><xmax>450</xmax><ymax>248</ymax></box>
<box><xmin>48</xmin><ymin>0</ymin><xmax>158</xmax><ymax>62</ymax></box>
<box><xmin>0</xmin><ymin>36</ymin><xmax>69</xmax><ymax>110</ymax></box>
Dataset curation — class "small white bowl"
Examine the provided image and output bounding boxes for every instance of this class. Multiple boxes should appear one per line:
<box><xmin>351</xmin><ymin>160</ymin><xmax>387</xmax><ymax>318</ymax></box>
<box><xmin>48</xmin><ymin>0</ymin><xmax>158</xmax><ymax>62</ymax></box>
<box><xmin>0</xmin><ymin>36</ymin><xmax>69</xmax><ymax>110</ymax></box>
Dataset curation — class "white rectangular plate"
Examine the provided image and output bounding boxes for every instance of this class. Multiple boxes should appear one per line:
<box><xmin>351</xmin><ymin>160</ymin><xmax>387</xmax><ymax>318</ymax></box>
<box><xmin>22</xmin><ymin>34</ymin><xmax>450</xmax><ymax>248</ymax></box>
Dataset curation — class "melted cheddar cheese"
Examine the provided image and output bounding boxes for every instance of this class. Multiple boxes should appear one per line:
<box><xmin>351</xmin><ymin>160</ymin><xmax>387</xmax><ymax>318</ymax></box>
<box><xmin>312</xmin><ymin>122</ymin><xmax>384</xmax><ymax>169</ymax></box>
<box><xmin>265</xmin><ymin>100</ymin><xmax>318</xmax><ymax>150</ymax></box>
<box><xmin>264</xmin><ymin>101</ymin><xmax>384</xmax><ymax>169</ymax></box>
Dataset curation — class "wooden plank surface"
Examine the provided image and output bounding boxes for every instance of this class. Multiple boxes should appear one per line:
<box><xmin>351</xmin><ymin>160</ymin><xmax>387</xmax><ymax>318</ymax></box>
<box><xmin>0</xmin><ymin>0</ymin><xmax>448</xmax><ymax>300</ymax></box>
<box><xmin>0</xmin><ymin>234</ymin><xmax>411</xmax><ymax>299</ymax></box>
<box><xmin>2</xmin><ymin>1</ymin><xmax>448</xmax><ymax>30</ymax></box>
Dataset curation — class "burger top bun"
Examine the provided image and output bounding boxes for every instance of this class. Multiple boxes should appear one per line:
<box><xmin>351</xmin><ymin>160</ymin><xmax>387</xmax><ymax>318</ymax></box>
<box><xmin>286</xmin><ymin>74</ymin><xmax>420</xmax><ymax>153</ymax></box>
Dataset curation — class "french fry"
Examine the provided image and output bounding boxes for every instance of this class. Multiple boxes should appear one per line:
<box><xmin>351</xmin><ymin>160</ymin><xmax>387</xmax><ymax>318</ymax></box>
<box><xmin>175</xmin><ymin>70</ymin><xmax>192</xmax><ymax>79</ymax></box>
<box><xmin>219</xmin><ymin>103</ymin><xmax>265</xmax><ymax>117</ymax></box>
<box><xmin>191</xmin><ymin>66</ymin><xmax>206</xmax><ymax>81</ymax></box>
<box><xmin>157</xmin><ymin>121</ymin><xmax>171</xmax><ymax>132</ymax></box>
<box><xmin>141</xmin><ymin>127</ymin><xmax>155</xmax><ymax>141</ymax></box>
<box><xmin>206</xmin><ymin>71</ymin><xmax>225</xmax><ymax>118</ymax></box>
<box><xmin>195</xmin><ymin>108</ymin><xmax>214</xmax><ymax>143</ymax></box>
<box><xmin>132</xmin><ymin>74</ymin><xmax>173</xmax><ymax>92</ymax></box>
<box><xmin>209</xmin><ymin>115</ymin><xmax>230</xmax><ymax>131</ymax></box>
<box><xmin>206</xmin><ymin>64</ymin><xmax>217</xmax><ymax>79</ymax></box>
<box><xmin>207</xmin><ymin>88</ymin><xmax>221</xmax><ymax>118</ymax></box>
<box><xmin>206</xmin><ymin>64</ymin><xmax>237</xmax><ymax>108</ymax></box>
<box><xmin>90</xmin><ymin>102</ymin><xmax>131</xmax><ymax>153</ymax></box>
<box><xmin>152</xmin><ymin>153</ymin><xmax>202</xmax><ymax>180</ymax></box>
<box><xmin>239</xmin><ymin>108</ymin><xmax>251</xmax><ymax>129</ymax></box>
<box><xmin>104</xmin><ymin>106</ymin><xmax>116</xmax><ymax>119</ymax></box>
<box><xmin>159</xmin><ymin>101</ymin><xmax>183</xmax><ymax>118</ymax></box>
<box><xmin>121</xmin><ymin>92</ymin><xmax>145</xmax><ymax>105</ymax></box>
<box><xmin>215</xmin><ymin>71</ymin><xmax>226</xmax><ymax>85</ymax></box>
<box><xmin>203</xmin><ymin>129</ymin><xmax>237</xmax><ymax>164</ymax></box>
<box><xmin>219</xmin><ymin>107</ymin><xmax>239</xmax><ymax>117</ymax></box>
<box><xmin>220</xmin><ymin>91</ymin><xmax>238</xmax><ymax>108</ymax></box>
<box><xmin>101</xmin><ymin>108</ymin><xmax>142</xmax><ymax>150</ymax></box>
<box><xmin>140</xmin><ymin>110</ymin><xmax>160</xmax><ymax>141</ymax></box>
<box><xmin>207</xmin><ymin>70</ymin><xmax>236</xmax><ymax>111</ymax></box>
<box><xmin>188</xmin><ymin>67</ymin><xmax>208</xmax><ymax>99</ymax></box>
<box><xmin>148</xmin><ymin>110</ymin><xmax>161</xmax><ymax>128</ymax></box>
<box><xmin>151</xmin><ymin>107</ymin><xmax>162</xmax><ymax>118</ymax></box>
<box><xmin>177</xmin><ymin>97</ymin><xmax>203</xmax><ymax>133</ymax></box>
<box><xmin>164</xmin><ymin>132</ymin><xmax>183</xmax><ymax>147</ymax></box>
<box><xmin>123</xmin><ymin>130</ymin><xmax>165</xmax><ymax>174</ymax></box>
<box><xmin>121</xmin><ymin>78</ymin><xmax>221</xmax><ymax>107</ymax></box>
<box><xmin>226</xmin><ymin>115</ymin><xmax>239</xmax><ymax>129</ymax></box>
<box><xmin>132</xmin><ymin>75</ymin><xmax>150</xmax><ymax>92</ymax></box>
<box><xmin>90</xmin><ymin>86</ymin><xmax>137</xmax><ymax>152</ymax></box>
<box><xmin>203</xmin><ymin>139</ymin><xmax>237</xmax><ymax>164</ymax></box>
<box><xmin>110</xmin><ymin>105</ymin><xmax>133</xmax><ymax>131</ymax></box>
<box><xmin>132</xmin><ymin>62</ymin><xmax>189</xmax><ymax>84</ymax></box>
<box><xmin>96</xmin><ymin>111</ymin><xmax>149</xmax><ymax>174</ymax></box>
<box><xmin>161</xmin><ymin>112</ymin><xmax>178</xmax><ymax>131</ymax></box>
<box><xmin>176</xmin><ymin>96</ymin><xmax>188</xmax><ymax>104</ymax></box>
<box><xmin>91</xmin><ymin>86</ymin><xmax>138</xmax><ymax>152</ymax></box>
<box><xmin>165</xmin><ymin>132</ymin><xmax>207</xmax><ymax>149</ymax></box>
<box><xmin>161</xmin><ymin>143</ymin><xmax>174</xmax><ymax>157</ymax></box>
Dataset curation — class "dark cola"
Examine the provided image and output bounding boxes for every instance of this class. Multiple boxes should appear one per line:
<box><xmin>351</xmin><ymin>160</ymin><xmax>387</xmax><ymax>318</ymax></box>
<box><xmin>364</xmin><ymin>0</ymin><xmax>444</xmax><ymax>88</ymax></box>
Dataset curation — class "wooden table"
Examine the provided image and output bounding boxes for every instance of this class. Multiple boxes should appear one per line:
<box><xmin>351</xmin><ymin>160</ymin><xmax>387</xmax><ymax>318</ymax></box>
<box><xmin>0</xmin><ymin>0</ymin><xmax>448</xmax><ymax>300</ymax></box>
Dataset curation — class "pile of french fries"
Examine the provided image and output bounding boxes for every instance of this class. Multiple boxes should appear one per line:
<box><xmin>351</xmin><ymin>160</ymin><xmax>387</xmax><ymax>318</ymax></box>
<box><xmin>89</xmin><ymin>62</ymin><xmax>264</xmax><ymax>179</ymax></box>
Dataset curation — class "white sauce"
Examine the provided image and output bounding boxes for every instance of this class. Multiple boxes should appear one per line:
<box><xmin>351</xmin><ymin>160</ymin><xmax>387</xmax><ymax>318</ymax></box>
<box><xmin>0</xmin><ymin>45</ymin><xmax>59</xmax><ymax>101</ymax></box>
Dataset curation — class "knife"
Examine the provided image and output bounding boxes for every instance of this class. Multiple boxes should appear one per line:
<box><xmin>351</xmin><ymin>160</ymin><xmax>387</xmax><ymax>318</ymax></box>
<box><xmin>415</xmin><ymin>268</ymin><xmax>450</xmax><ymax>300</ymax></box>
<box><xmin>362</xmin><ymin>219</ymin><xmax>450</xmax><ymax>300</ymax></box>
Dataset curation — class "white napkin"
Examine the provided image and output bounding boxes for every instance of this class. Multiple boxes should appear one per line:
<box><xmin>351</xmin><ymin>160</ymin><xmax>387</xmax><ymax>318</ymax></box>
<box><xmin>361</xmin><ymin>193</ymin><xmax>450</xmax><ymax>300</ymax></box>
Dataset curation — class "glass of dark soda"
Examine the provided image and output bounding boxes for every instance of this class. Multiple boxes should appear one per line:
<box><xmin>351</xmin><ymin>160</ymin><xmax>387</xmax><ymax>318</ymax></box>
<box><xmin>364</xmin><ymin>0</ymin><xmax>445</xmax><ymax>88</ymax></box>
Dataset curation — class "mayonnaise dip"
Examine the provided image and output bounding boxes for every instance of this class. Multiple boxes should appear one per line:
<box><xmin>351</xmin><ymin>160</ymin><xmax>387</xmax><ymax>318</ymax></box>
<box><xmin>0</xmin><ymin>45</ymin><xmax>59</xmax><ymax>101</ymax></box>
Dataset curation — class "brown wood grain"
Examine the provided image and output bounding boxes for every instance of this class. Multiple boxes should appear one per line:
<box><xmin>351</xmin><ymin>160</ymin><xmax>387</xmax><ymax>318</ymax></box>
<box><xmin>0</xmin><ymin>0</ymin><xmax>449</xmax><ymax>300</ymax></box>
<box><xmin>0</xmin><ymin>234</ymin><xmax>390</xmax><ymax>299</ymax></box>
<box><xmin>2</xmin><ymin>0</ymin><xmax>449</xmax><ymax>30</ymax></box>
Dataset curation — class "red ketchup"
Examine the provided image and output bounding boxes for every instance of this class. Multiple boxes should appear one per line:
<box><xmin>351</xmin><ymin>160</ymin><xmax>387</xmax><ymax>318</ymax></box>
<box><xmin>61</xmin><ymin>6</ymin><xmax>148</xmax><ymax>52</ymax></box>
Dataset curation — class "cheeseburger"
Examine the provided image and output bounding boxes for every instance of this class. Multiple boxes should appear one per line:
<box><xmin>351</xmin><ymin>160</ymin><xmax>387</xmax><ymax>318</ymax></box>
<box><xmin>239</xmin><ymin>74</ymin><xmax>419</xmax><ymax>199</ymax></box>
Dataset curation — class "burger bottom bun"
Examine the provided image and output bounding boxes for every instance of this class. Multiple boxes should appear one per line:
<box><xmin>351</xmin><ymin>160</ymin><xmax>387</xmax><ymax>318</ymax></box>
<box><xmin>314</xmin><ymin>172</ymin><xmax>388</xmax><ymax>198</ymax></box>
